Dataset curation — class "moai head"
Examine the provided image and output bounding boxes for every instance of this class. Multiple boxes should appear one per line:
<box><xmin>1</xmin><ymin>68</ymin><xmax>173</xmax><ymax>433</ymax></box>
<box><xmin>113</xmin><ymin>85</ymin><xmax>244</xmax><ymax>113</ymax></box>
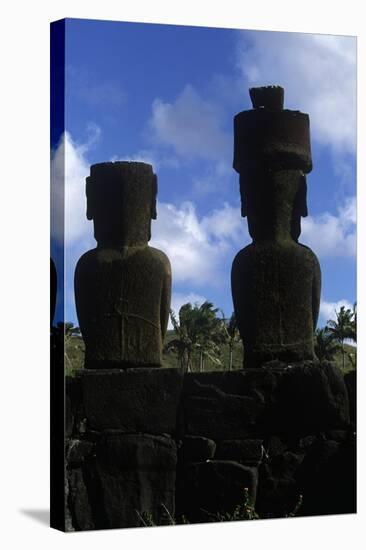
<box><xmin>239</xmin><ymin>168</ymin><xmax>308</xmax><ymax>242</ymax></box>
<box><xmin>234</xmin><ymin>86</ymin><xmax>312</xmax><ymax>242</ymax></box>
<box><xmin>86</xmin><ymin>161</ymin><xmax>158</xmax><ymax>247</ymax></box>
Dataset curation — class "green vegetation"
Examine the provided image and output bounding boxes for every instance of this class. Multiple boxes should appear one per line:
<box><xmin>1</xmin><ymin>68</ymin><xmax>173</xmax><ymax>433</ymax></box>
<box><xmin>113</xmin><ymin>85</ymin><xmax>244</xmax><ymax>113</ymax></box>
<box><xmin>315</xmin><ymin>302</ymin><xmax>357</xmax><ymax>374</ymax></box>
<box><xmin>135</xmin><ymin>489</ymin><xmax>304</xmax><ymax>527</ymax></box>
<box><xmin>325</xmin><ymin>304</ymin><xmax>356</xmax><ymax>371</ymax></box>
<box><xmin>61</xmin><ymin>302</ymin><xmax>356</xmax><ymax>375</ymax></box>
<box><xmin>164</xmin><ymin>302</ymin><xmax>226</xmax><ymax>372</ymax></box>
<box><xmin>52</xmin><ymin>322</ymin><xmax>85</xmax><ymax>376</ymax></box>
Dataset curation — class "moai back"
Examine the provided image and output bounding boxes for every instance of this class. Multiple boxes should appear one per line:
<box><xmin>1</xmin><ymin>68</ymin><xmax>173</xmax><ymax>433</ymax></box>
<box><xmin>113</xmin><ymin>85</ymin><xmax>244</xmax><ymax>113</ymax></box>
<box><xmin>231</xmin><ymin>87</ymin><xmax>321</xmax><ymax>366</ymax></box>
<box><xmin>74</xmin><ymin>162</ymin><xmax>171</xmax><ymax>368</ymax></box>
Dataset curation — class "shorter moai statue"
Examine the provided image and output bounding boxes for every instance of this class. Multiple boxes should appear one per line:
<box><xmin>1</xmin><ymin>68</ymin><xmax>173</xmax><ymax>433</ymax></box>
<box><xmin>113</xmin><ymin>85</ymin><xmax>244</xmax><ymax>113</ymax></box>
<box><xmin>231</xmin><ymin>86</ymin><xmax>321</xmax><ymax>367</ymax></box>
<box><xmin>74</xmin><ymin>161</ymin><xmax>171</xmax><ymax>369</ymax></box>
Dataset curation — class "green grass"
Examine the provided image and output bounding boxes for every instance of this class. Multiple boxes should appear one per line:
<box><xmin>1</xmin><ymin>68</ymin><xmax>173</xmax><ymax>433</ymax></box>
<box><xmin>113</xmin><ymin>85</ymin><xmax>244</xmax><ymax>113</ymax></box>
<box><xmin>64</xmin><ymin>331</ymin><xmax>356</xmax><ymax>375</ymax></box>
<box><xmin>162</xmin><ymin>330</ymin><xmax>244</xmax><ymax>371</ymax></box>
<box><xmin>64</xmin><ymin>336</ymin><xmax>85</xmax><ymax>376</ymax></box>
<box><xmin>331</xmin><ymin>342</ymin><xmax>357</xmax><ymax>375</ymax></box>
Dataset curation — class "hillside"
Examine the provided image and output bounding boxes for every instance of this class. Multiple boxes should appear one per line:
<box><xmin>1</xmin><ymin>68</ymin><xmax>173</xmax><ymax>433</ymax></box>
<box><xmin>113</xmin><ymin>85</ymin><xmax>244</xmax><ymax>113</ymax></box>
<box><xmin>64</xmin><ymin>330</ymin><xmax>356</xmax><ymax>376</ymax></box>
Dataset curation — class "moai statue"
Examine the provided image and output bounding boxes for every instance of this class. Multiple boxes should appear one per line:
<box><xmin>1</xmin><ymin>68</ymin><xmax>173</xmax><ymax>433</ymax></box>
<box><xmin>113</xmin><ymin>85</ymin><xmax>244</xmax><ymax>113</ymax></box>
<box><xmin>75</xmin><ymin>162</ymin><xmax>171</xmax><ymax>369</ymax></box>
<box><xmin>231</xmin><ymin>86</ymin><xmax>321</xmax><ymax>367</ymax></box>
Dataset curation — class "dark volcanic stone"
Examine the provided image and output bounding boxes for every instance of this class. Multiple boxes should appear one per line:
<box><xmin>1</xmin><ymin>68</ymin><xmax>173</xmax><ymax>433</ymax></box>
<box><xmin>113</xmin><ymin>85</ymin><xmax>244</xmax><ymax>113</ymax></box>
<box><xmin>273</xmin><ymin>361</ymin><xmax>350</xmax><ymax>435</ymax></box>
<box><xmin>180</xmin><ymin>436</ymin><xmax>216</xmax><ymax>463</ymax></box>
<box><xmin>182</xmin><ymin>364</ymin><xmax>349</xmax><ymax>439</ymax></box>
<box><xmin>232</xmin><ymin>88</ymin><xmax>320</xmax><ymax>367</ymax></box>
<box><xmin>215</xmin><ymin>439</ymin><xmax>264</xmax><ymax>465</ymax></box>
<box><xmin>65</xmin><ymin>376</ymin><xmax>83</xmax><ymax>438</ymax></box>
<box><xmin>325</xmin><ymin>430</ymin><xmax>350</xmax><ymax>443</ymax></box>
<box><xmin>92</xmin><ymin>434</ymin><xmax>177</xmax><ymax>529</ymax></box>
<box><xmin>249</xmin><ymin>85</ymin><xmax>284</xmax><ymax>111</ymax></box>
<box><xmin>266</xmin><ymin>435</ymin><xmax>288</xmax><ymax>457</ymax></box>
<box><xmin>81</xmin><ymin>367</ymin><xmax>183</xmax><ymax>433</ymax></box>
<box><xmin>176</xmin><ymin>460</ymin><xmax>258</xmax><ymax>523</ymax></box>
<box><xmin>74</xmin><ymin>162</ymin><xmax>172</xmax><ymax>369</ymax></box>
<box><xmin>182</xmin><ymin>370</ymin><xmax>267</xmax><ymax>440</ymax></box>
<box><xmin>297</xmin><ymin>437</ymin><xmax>356</xmax><ymax>516</ymax></box>
<box><xmin>232</xmin><ymin>233</ymin><xmax>321</xmax><ymax>366</ymax></box>
<box><xmin>67</xmin><ymin>467</ymin><xmax>95</xmax><ymax>531</ymax></box>
<box><xmin>233</xmin><ymin>105</ymin><xmax>312</xmax><ymax>173</ymax></box>
<box><xmin>298</xmin><ymin>435</ymin><xmax>318</xmax><ymax>451</ymax></box>
<box><xmin>66</xmin><ymin>439</ymin><xmax>95</xmax><ymax>465</ymax></box>
<box><xmin>256</xmin><ymin>451</ymin><xmax>304</xmax><ymax>517</ymax></box>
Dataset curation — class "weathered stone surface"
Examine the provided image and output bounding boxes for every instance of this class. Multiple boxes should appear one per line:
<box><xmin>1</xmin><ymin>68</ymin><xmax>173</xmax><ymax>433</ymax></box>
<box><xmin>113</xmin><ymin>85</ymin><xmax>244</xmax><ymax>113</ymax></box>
<box><xmin>180</xmin><ymin>436</ymin><xmax>216</xmax><ymax>463</ymax></box>
<box><xmin>297</xmin><ymin>437</ymin><xmax>356</xmax><ymax>516</ymax></box>
<box><xmin>182</xmin><ymin>370</ymin><xmax>268</xmax><ymax>439</ymax></box>
<box><xmin>266</xmin><ymin>435</ymin><xmax>287</xmax><ymax>457</ymax></box>
<box><xmin>176</xmin><ymin>460</ymin><xmax>258</xmax><ymax>523</ymax></box>
<box><xmin>182</xmin><ymin>363</ymin><xmax>349</xmax><ymax>439</ymax></box>
<box><xmin>234</xmin><ymin>89</ymin><xmax>312</xmax><ymax>173</ymax></box>
<box><xmin>65</xmin><ymin>489</ymin><xmax>74</xmax><ymax>532</ymax></box>
<box><xmin>65</xmin><ymin>376</ymin><xmax>83</xmax><ymax>438</ymax></box>
<box><xmin>272</xmin><ymin>361</ymin><xmax>350</xmax><ymax>435</ymax></box>
<box><xmin>67</xmin><ymin>467</ymin><xmax>95</xmax><ymax>531</ymax></box>
<box><xmin>256</xmin><ymin>451</ymin><xmax>305</xmax><ymax>517</ymax></box>
<box><xmin>298</xmin><ymin>435</ymin><xmax>318</xmax><ymax>451</ymax></box>
<box><xmin>325</xmin><ymin>430</ymin><xmax>351</xmax><ymax>443</ymax></box>
<box><xmin>81</xmin><ymin>367</ymin><xmax>183</xmax><ymax>433</ymax></box>
<box><xmin>74</xmin><ymin>161</ymin><xmax>171</xmax><ymax>369</ymax></box>
<box><xmin>232</xmin><ymin>233</ymin><xmax>321</xmax><ymax>366</ymax></box>
<box><xmin>215</xmin><ymin>439</ymin><xmax>264</xmax><ymax>465</ymax></box>
<box><xmin>92</xmin><ymin>434</ymin><xmax>177</xmax><ymax>529</ymax></box>
<box><xmin>232</xmin><ymin>87</ymin><xmax>321</xmax><ymax>367</ymax></box>
<box><xmin>66</xmin><ymin>439</ymin><xmax>95</xmax><ymax>465</ymax></box>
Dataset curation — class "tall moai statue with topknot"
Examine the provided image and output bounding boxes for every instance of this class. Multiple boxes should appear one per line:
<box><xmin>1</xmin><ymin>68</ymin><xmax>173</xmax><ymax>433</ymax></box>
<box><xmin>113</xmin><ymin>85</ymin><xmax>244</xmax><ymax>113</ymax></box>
<box><xmin>74</xmin><ymin>161</ymin><xmax>172</xmax><ymax>369</ymax></box>
<box><xmin>231</xmin><ymin>86</ymin><xmax>321</xmax><ymax>367</ymax></box>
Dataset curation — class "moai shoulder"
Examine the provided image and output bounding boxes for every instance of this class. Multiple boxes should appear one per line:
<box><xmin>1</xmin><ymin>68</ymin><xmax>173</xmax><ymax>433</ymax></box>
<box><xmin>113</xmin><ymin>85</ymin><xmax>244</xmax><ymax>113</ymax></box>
<box><xmin>74</xmin><ymin>162</ymin><xmax>171</xmax><ymax>369</ymax></box>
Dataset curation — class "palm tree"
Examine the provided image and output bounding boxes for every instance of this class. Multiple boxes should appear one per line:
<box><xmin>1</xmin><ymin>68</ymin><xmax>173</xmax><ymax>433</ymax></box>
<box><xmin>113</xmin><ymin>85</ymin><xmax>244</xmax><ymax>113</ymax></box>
<box><xmin>350</xmin><ymin>302</ymin><xmax>357</xmax><ymax>343</ymax></box>
<box><xmin>347</xmin><ymin>351</ymin><xmax>357</xmax><ymax>369</ymax></box>
<box><xmin>326</xmin><ymin>306</ymin><xmax>354</xmax><ymax>371</ymax></box>
<box><xmin>314</xmin><ymin>327</ymin><xmax>340</xmax><ymax>363</ymax></box>
<box><xmin>165</xmin><ymin>302</ymin><xmax>222</xmax><ymax>372</ymax></box>
<box><xmin>194</xmin><ymin>302</ymin><xmax>223</xmax><ymax>372</ymax></box>
<box><xmin>220</xmin><ymin>312</ymin><xmax>240</xmax><ymax>370</ymax></box>
<box><xmin>164</xmin><ymin>306</ymin><xmax>194</xmax><ymax>372</ymax></box>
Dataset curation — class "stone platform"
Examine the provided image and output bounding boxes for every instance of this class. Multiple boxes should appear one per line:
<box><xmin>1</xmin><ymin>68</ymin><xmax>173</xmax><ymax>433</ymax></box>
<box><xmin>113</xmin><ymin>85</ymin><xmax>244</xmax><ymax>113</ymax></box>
<box><xmin>65</xmin><ymin>362</ymin><xmax>355</xmax><ymax>529</ymax></box>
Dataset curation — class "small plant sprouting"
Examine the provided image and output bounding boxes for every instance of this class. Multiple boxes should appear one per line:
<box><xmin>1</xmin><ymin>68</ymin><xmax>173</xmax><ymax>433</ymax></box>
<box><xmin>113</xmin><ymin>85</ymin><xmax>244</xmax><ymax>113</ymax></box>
<box><xmin>201</xmin><ymin>487</ymin><xmax>259</xmax><ymax>522</ymax></box>
<box><xmin>135</xmin><ymin>510</ymin><xmax>156</xmax><ymax>527</ymax></box>
<box><xmin>135</xmin><ymin>490</ymin><xmax>304</xmax><ymax>527</ymax></box>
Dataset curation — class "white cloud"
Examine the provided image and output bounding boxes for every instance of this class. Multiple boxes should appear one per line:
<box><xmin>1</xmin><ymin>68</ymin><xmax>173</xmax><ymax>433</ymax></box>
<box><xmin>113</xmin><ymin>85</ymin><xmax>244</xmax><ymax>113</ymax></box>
<box><xmin>51</xmin><ymin>129</ymin><xmax>98</xmax><ymax>324</ymax></box>
<box><xmin>237</xmin><ymin>31</ymin><xmax>356</xmax><ymax>154</ymax></box>
<box><xmin>51</xmin><ymin>127</ymin><xmax>99</xmax><ymax>248</ymax></box>
<box><xmin>301</xmin><ymin>196</ymin><xmax>356</xmax><ymax>257</ymax></box>
<box><xmin>151</xmin><ymin>201</ymin><xmax>247</xmax><ymax>286</ymax></box>
<box><xmin>149</xmin><ymin>84</ymin><xmax>231</xmax><ymax>161</ymax></box>
<box><xmin>320</xmin><ymin>299</ymin><xmax>354</xmax><ymax>324</ymax></box>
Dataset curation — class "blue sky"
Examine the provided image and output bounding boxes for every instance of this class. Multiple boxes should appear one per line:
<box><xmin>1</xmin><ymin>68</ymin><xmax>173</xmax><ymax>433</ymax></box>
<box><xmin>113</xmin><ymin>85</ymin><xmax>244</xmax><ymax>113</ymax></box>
<box><xmin>51</xmin><ymin>18</ymin><xmax>356</xmax><ymax>328</ymax></box>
